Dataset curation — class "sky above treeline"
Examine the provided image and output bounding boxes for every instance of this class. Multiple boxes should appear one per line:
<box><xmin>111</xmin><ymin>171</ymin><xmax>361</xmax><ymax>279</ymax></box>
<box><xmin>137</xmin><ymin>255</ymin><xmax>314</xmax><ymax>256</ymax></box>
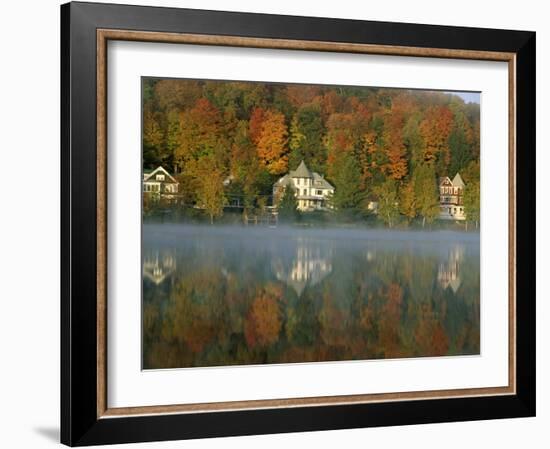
<box><xmin>447</xmin><ymin>91</ymin><xmax>480</xmax><ymax>104</ymax></box>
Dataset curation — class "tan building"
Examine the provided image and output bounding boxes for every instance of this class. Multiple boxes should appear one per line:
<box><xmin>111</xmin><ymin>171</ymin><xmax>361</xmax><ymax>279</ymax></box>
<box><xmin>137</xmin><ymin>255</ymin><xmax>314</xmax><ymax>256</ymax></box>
<box><xmin>143</xmin><ymin>166</ymin><xmax>179</xmax><ymax>201</ymax></box>
<box><xmin>273</xmin><ymin>160</ymin><xmax>334</xmax><ymax>211</ymax></box>
<box><xmin>439</xmin><ymin>173</ymin><xmax>466</xmax><ymax>220</ymax></box>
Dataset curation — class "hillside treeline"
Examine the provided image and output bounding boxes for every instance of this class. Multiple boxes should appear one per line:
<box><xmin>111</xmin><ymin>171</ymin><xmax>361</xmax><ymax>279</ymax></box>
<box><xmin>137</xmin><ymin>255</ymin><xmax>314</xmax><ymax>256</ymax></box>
<box><xmin>143</xmin><ymin>78</ymin><xmax>480</xmax><ymax>226</ymax></box>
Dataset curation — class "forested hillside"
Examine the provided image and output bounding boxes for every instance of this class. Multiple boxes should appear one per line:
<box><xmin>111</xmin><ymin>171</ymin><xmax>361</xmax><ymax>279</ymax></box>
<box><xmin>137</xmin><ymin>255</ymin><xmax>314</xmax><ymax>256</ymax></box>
<box><xmin>143</xmin><ymin>78</ymin><xmax>480</xmax><ymax>226</ymax></box>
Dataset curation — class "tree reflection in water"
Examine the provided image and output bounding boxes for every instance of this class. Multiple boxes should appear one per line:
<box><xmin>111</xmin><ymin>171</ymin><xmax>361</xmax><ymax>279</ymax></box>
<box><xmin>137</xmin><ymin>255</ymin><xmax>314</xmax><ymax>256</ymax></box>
<box><xmin>142</xmin><ymin>225</ymin><xmax>480</xmax><ymax>369</ymax></box>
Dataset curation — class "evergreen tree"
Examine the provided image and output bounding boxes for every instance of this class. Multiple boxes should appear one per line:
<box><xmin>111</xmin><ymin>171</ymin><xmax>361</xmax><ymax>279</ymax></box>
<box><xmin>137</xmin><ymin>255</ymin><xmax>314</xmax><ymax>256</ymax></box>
<box><xmin>288</xmin><ymin>115</ymin><xmax>306</xmax><ymax>169</ymax></box>
<box><xmin>403</xmin><ymin>114</ymin><xmax>425</xmax><ymax>169</ymax></box>
<box><xmin>288</xmin><ymin>104</ymin><xmax>325</xmax><ymax>172</ymax></box>
<box><xmin>463</xmin><ymin>178</ymin><xmax>480</xmax><ymax>230</ymax></box>
<box><xmin>448</xmin><ymin>112</ymin><xmax>473</xmax><ymax>177</ymax></box>
<box><xmin>277</xmin><ymin>185</ymin><xmax>299</xmax><ymax>222</ymax></box>
<box><xmin>230</xmin><ymin>120</ymin><xmax>260</xmax><ymax>215</ymax></box>
<box><xmin>329</xmin><ymin>152</ymin><xmax>364</xmax><ymax>212</ymax></box>
<box><xmin>462</xmin><ymin>163</ymin><xmax>480</xmax><ymax>230</ymax></box>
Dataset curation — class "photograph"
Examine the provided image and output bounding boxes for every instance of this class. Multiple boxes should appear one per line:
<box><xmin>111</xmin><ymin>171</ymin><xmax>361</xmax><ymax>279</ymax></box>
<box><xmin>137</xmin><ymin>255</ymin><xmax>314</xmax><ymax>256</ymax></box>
<box><xmin>55</xmin><ymin>1</ymin><xmax>537</xmax><ymax>445</ymax></box>
<box><xmin>141</xmin><ymin>77</ymin><xmax>481</xmax><ymax>370</ymax></box>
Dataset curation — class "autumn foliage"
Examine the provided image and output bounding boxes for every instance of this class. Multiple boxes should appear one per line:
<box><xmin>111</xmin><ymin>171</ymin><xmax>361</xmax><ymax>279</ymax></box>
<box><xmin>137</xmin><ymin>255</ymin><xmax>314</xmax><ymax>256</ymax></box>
<box><xmin>244</xmin><ymin>284</ymin><xmax>283</xmax><ymax>348</ymax></box>
<box><xmin>143</xmin><ymin>78</ymin><xmax>479</xmax><ymax>225</ymax></box>
<box><xmin>256</xmin><ymin>110</ymin><xmax>289</xmax><ymax>175</ymax></box>
<box><xmin>142</xmin><ymin>243</ymin><xmax>478</xmax><ymax>369</ymax></box>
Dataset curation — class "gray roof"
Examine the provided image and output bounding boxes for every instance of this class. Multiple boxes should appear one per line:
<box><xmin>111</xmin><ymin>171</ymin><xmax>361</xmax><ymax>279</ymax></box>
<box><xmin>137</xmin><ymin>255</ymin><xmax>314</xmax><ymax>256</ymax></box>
<box><xmin>276</xmin><ymin>174</ymin><xmax>291</xmax><ymax>186</ymax></box>
<box><xmin>290</xmin><ymin>160</ymin><xmax>313</xmax><ymax>178</ymax></box>
<box><xmin>452</xmin><ymin>172</ymin><xmax>465</xmax><ymax>188</ymax></box>
<box><xmin>274</xmin><ymin>162</ymin><xmax>334</xmax><ymax>192</ymax></box>
<box><xmin>439</xmin><ymin>174</ymin><xmax>465</xmax><ymax>188</ymax></box>
<box><xmin>312</xmin><ymin>172</ymin><xmax>334</xmax><ymax>190</ymax></box>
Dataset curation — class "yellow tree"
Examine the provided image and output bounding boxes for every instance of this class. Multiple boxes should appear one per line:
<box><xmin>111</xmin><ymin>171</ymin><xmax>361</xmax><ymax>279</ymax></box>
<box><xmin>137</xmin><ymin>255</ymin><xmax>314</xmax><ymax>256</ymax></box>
<box><xmin>143</xmin><ymin>110</ymin><xmax>163</xmax><ymax>148</ymax></box>
<box><xmin>187</xmin><ymin>155</ymin><xmax>227</xmax><ymax>224</ymax></box>
<box><xmin>399</xmin><ymin>180</ymin><xmax>416</xmax><ymax>222</ymax></box>
<box><xmin>256</xmin><ymin>110</ymin><xmax>289</xmax><ymax>175</ymax></box>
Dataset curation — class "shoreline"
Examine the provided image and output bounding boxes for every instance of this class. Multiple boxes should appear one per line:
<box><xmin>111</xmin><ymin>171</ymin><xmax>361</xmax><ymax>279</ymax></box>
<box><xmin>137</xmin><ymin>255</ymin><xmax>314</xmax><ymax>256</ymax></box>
<box><xmin>143</xmin><ymin>222</ymin><xmax>480</xmax><ymax>245</ymax></box>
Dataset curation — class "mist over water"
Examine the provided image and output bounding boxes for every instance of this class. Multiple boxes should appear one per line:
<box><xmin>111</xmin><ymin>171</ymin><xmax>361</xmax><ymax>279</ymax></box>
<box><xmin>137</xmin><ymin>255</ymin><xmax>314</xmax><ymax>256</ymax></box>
<box><xmin>142</xmin><ymin>224</ymin><xmax>480</xmax><ymax>369</ymax></box>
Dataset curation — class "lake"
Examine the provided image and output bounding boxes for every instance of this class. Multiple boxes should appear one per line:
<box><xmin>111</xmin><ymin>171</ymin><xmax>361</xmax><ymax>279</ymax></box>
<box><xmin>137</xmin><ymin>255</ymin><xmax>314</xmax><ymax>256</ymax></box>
<box><xmin>142</xmin><ymin>224</ymin><xmax>480</xmax><ymax>369</ymax></box>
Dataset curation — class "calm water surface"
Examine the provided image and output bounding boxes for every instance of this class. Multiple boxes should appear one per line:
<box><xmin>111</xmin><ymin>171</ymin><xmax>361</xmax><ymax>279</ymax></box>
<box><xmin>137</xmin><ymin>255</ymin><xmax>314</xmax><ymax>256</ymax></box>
<box><xmin>142</xmin><ymin>224</ymin><xmax>480</xmax><ymax>369</ymax></box>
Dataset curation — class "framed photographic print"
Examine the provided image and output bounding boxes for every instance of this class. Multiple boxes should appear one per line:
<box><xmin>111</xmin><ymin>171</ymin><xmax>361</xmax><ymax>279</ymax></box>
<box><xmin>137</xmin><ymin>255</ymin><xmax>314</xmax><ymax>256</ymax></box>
<box><xmin>60</xmin><ymin>1</ymin><xmax>536</xmax><ymax>446</ymax></box>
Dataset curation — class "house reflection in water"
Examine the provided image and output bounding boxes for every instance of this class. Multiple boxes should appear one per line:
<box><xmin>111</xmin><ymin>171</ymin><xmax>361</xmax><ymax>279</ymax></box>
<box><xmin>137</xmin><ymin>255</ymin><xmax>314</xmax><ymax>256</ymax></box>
<box><xmin>272</xmin><ymin>239</ymin><xmax>332</xmax><ymax>296</ymax></box>
<box><xmin>438</xmin><ymin>245</ymin><xmax>464</xmax><ymax>293</ymax></box>
<box><xmin>143</xmin><ymin>249</ymin><xmax>176</xmax><ymax>285</ymax></box>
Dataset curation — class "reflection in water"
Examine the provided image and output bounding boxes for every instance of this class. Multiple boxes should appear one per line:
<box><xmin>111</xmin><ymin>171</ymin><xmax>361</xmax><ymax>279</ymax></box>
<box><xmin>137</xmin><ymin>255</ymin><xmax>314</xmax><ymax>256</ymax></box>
<box><xmin>438</xmin><ymin>245</ymin><xmax>463</xmax><ymax>293</ymax></box>
<box><xmin>143</xmin><ymin>250</ymin><xmax>176</xmax><ymax>285</ymax></box>
<box><xmin>272</xmin><ymin>238</ymin><xmax>332</xmax><ymax>296</ymax></box>
<box><xmin>142</xmin><ymin>225</ymin><xmax>480</xmax><ymax>369</ymax></box>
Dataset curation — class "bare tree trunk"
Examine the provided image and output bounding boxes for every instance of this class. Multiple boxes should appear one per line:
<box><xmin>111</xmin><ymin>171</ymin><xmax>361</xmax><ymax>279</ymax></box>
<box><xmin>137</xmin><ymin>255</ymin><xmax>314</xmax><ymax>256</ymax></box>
<box><xmin>210</xmin><ymin>214</ymin><xmax>214</xmax><ymax>225</ymax></box>
<box><xmin>422</xmin><ymin>216</ymin><xmax>426</xmax><ymax>228</ymax></box>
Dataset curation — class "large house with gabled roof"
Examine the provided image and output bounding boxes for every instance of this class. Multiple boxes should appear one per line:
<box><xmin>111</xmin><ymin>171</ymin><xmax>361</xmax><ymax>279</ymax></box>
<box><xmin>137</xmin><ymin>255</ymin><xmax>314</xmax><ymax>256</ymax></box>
<box><xmin>439</xmin><ymin>173</ymin><xmax>466</xmax><ymax>220</ymax></box>
<box><xmin>273</xmin><ymin>160</ymin><xmax>334</xmax><ymax>212</ymax></box>
<box><xmin>143</xmin><ymin>166</ymin><xmax>179</xmax><ymax>201</ymax></box>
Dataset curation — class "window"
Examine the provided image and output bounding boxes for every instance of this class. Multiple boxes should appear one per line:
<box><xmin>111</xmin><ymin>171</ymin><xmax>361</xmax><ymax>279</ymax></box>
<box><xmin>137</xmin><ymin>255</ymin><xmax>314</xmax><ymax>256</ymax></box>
<box><xmin>156</xmin><ymin>174</ymin><xmax>165</xmax><ymax>181</ymax></box>
<box><xmin>303</xmin><ymin>189</ymin><xmax>307</xmax><ymax>196</ymax></box>
<box><xmin>317</xmin><ymin>190</ymin><xmax>322</xmax><ymax>195</ymax></box>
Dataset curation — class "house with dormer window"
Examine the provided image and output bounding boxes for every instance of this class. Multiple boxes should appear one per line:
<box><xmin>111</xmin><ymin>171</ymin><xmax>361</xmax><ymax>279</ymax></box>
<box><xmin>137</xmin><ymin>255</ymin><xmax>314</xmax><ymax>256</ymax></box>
<box><xmin>439</xmin><ymin>173</ymin><xmax>466</xmax><ymax>220</ymax></box>
<box><xmin>143</xmin><ymin>166</ymin><xmax>179</xmax><ymax>201</ymax></box>
<box><xmin>273</xmin><ymin>160</ymin><xmax>335</xmax><ymax>211</ymax></box>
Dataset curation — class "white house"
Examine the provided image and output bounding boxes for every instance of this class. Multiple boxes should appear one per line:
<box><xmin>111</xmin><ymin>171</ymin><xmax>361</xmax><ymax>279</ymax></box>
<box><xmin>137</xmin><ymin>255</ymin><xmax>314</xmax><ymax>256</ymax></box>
<box><xmin>439</xmin><ymin>173</ymin><xmax>466</xmax><ymax>220</ymax></box>
<box><xmin>273</xmin><ymin>160</ymin><xmax>334</xmax><ymax>211</ymax></box>
<box><xmin>143</xmin><ymin>166</ymin><xmax>179</xmax><ymax>201</ymax></box>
